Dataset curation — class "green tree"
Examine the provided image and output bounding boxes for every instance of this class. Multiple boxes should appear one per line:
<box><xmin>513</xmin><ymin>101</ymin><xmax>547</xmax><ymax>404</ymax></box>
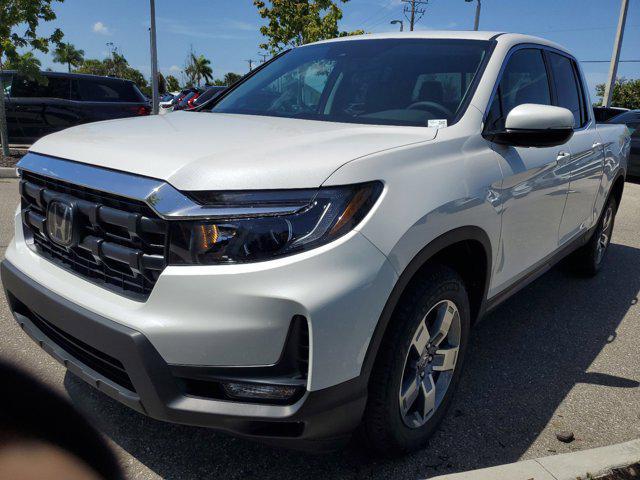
<box><xmin>166</xmin><ymin>74</ymin><xmax>180</xmax><ymax>92</ymax></box>
<box><xmin>75</xmin><ymin>53</ymin><xmax>149</xmax><ymax>94</ymax></box>
<box><xmin>4</xmin><ymin>52</ymin><xmax>42</xmax><ymax>78</ymax></box>
<box><xmin>254</xmin><ymin>0</ymin><xmax>363</xmax><ymax>54</ymax></box>
<box><xmin>185</xmin><ymin>53</ymin><xmax>213</xmax><ymax>86</ymax></box>
<box><xmin>596</xmin><ymin>78</ymin><xmax>640</xmax><ymax>110</ymax></box>
<box><xmin>53</xmin><ymin>42</ymin><xmax>84</xmax><ymax>72</ymax></box>
<box><xmin>0</xmin><ymin>0</ymin><xmax>64</xmax><ymax>155</ymax></box>
<box><xmin>157</xmin><ymin>72</ymin><xmax>167</xmax><ymax>94</ymax></box>
<box><xmin>223</xmin><ymin>72</ymin><xmax>243</xmax><ymax>85</ymax></box>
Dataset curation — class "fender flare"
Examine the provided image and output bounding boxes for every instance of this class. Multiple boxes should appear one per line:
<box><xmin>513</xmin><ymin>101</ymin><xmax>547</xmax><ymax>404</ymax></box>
<box><xmin>360</xmin><ymin>226</ymin><xmax>493</xmax><ymax>381</ymax></box>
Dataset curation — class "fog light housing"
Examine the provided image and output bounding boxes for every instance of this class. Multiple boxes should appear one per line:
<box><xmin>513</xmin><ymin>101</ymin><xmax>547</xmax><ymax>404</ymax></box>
<box><xmin>222</xmin><ymin>381</ymin><xmax>301</xmax><ymax>402</ymax></box>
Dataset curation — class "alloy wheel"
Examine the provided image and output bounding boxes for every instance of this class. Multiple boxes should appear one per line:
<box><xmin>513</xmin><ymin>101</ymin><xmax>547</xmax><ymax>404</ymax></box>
<box><xmin>596</xmin><ymin>205</ymin><xmax>614</xmax><ymax>265</ymax></box>
<box><xmin>398</xmin><ymin>299</ymin><xmax>461</xmax><ymax>429</ymax></box>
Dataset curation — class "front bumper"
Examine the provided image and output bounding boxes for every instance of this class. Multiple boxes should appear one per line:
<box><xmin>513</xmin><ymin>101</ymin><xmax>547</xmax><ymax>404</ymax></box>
<box><xmin>7</xmin><ymin>205</ymin><xmax>397</xmax><ymax>391</ymax></box>
<box><xmin>1</xmin><ymin>260</ymin><xmax>368</xmax><ymax>450</ymax></box>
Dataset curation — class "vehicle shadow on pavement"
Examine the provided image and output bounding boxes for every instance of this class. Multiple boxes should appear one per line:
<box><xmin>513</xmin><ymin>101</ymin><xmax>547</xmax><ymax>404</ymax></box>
<box><xmin>64</xmin><ymin>242</ymin><xmax>640</xmax><ymax>480</ymax></box>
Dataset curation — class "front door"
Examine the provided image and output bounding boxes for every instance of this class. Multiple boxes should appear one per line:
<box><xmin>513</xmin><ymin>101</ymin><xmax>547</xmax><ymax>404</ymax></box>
<box><xmin>485</xmin><ymin>48</ymin><xmax>572</xmax><ymax>291</ymax></box>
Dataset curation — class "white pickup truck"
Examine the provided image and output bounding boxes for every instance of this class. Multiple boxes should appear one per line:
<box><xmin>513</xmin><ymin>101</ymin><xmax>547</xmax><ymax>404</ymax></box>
<box><xmin>2</xmin><ymin>31</ymin><xmax>630</xmax><ymax>454</ymax></box>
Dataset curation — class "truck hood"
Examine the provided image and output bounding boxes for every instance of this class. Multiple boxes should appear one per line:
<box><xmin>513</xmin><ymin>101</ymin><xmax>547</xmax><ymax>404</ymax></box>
<box><xmin>30</xmin><ymin>111</ymin><xmax>437</xmax><ymax>190</ymax></box>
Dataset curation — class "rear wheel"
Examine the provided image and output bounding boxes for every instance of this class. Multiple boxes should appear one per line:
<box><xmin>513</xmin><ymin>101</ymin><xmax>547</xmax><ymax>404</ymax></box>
<box><xmin>361</xmin><ymin>266</ymin><xmax>470</xmax><ymax>455</ymax></box>
<box><xmin>569</xmin><ymin>196</ymin><xmax>617</xmax><ymax>277</ymax></box>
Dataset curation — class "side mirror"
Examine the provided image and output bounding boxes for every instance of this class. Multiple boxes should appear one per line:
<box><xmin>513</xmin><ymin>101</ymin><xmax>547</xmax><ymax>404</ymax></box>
<box><xmin>488</xmin><ymin>103</ymin><xmax>574</xmax><ymax>148</ymax></box>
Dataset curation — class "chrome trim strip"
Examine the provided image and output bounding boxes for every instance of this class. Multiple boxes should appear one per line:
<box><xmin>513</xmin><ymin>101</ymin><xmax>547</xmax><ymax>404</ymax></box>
<box><xmin>17</xmin><ymin>153</ymin><xmax>304</xmax><ymax>220</ymax></box>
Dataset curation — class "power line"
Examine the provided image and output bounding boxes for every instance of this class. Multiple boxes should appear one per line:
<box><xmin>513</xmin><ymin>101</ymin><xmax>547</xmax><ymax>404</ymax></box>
<box><xmin>581</xmin><ymin>60</ymin><xmax>640</xmax><ymax>63</ymax></box>
<box><xmin>358</xmin><ymin>0</ymin><xmax>397</xmax><ymax>30</ymax></box>
<box><xmin>402</xmin><ymin>0</ymin><xmax>429</xmax><ymax>31</ymax></box>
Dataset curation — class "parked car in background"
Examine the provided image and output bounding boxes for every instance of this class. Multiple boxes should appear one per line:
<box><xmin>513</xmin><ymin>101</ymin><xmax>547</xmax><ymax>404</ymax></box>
<box><xmin>186</xmin><ymin>85</ymin><xmax>226</xmax><ymax>110</ymax></box>
<box><xmin>159</xmin><ymin>92</ymin><xmax>175</xmax><ymax>109</ymax></box>
<box><xmin>174</xmin><ymin>89</ymin><xmax>202</xmax><ymax>111</ymax></box>
<box><xmin>607</xmin><ymin>110</ymin><xmax>640</xmax><ymax>177</ymax></box>
<box><xmin>593</xmin><ymin>105</ymin><xmax>629</xmax><ymax>123</ymax></box>
<box><xmin>159</xmin><ymin>88</ymin><xmax>194</xmax><ymax>113</ymax></box>
<box><xmin>0</xmin><ymin>71</ymin><xmax>150</xmax><ymax>144</ymax></box>
<box><xmin>2</xmin><ymin>32</ymin><xmax>630</xmax><ymax>455</ymax></box>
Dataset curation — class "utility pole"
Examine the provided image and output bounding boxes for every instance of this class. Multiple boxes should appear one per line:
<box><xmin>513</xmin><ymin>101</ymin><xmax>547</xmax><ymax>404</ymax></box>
<box><xmin>402</xmin><ymin>0</ymin><xmax>428</xmax><ymax>31</ymax></box>
<box><xmin>246</xmin><ymin>59</ymin><xmax>255</xmax><ymax>71</ymax></box>
<box><xmin>603</xmin><ymin>0</ymin><xmax>629</xmax><ymax>107</ymax></box>
<box><xmin>149</xmin><ymin>0</ymin><xmax>159</xmax><ymax>114</ymax></box>
<box><xmin>258</xmin><ymin>53</ymin><xmax>269</xmax><ymax>63</ymax></box>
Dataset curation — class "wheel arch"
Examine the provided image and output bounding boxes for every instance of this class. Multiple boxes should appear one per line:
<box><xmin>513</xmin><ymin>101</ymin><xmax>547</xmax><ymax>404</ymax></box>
<box><xmin>360</xmin><ymin>226</ymin><xmax>492</xmax><ymax>380</ymax></box>
<box><xmin>610</xmin><ymin>172</ymin><xmax>625</xmax><ymax>212</ymax></box>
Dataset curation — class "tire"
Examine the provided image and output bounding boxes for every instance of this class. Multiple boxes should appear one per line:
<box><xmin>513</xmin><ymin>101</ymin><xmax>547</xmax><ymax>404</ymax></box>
<box><xmin>569</xmin><ymin>196</ymin><xmax>617</xmax><ymax>277</ymax></box>
<box><xmin>361</xmin><ymin>265</ymin><xmax>470</xmax><ymax>455</ymax></box>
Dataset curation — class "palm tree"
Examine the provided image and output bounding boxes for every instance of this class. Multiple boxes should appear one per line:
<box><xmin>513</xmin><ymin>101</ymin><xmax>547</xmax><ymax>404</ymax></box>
<box><xmin>52</xmin><ymin>42</ymin><xmax>85</xmax><ymax>73</ymax></box>
<box><xmin>4</xmin><ymin>52</ymin><xmax>42</xmax><ymax>78</ymax></box>
<box><xmin>186</xmin><ymin>53</ymin><xmax>213</xmax><ymax>87</ymax></box>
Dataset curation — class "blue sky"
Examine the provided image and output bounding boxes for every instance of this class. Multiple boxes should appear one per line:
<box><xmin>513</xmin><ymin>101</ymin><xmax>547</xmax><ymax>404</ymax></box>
<box><xmin>29</xmin><ymin>0</ymin><xmax>640</xmax><ymax>99</ymax></box>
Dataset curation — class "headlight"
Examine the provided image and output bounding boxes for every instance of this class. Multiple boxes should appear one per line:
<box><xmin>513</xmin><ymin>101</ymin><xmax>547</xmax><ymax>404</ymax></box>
<box><xmin>168</xmin><ymin>182</ymin><xmax>383</xmax><ymax>265</ymax></box>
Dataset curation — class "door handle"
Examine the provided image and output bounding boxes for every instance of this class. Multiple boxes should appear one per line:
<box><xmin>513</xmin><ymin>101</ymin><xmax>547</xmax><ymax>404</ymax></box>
<box><xmin>556</xmin><ymin>151</ymin><xmax>571</xmax><ymax>165</ymax></box>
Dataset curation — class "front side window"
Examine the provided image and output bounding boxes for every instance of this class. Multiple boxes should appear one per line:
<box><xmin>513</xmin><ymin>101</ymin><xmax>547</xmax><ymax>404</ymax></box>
<box><xmin>485</xmin><ymin>48</ymin><xmax>551</xmax><ymax>131</ymax></box>
<box><xmin>211</xmin><ymin>39</ymin><xmax>490</xmax><ymax>127</ymax></box>
<box><xmin>548</xmin><ymin>52</ymin><xmax>584</xmax><ymax>128</ymax></box>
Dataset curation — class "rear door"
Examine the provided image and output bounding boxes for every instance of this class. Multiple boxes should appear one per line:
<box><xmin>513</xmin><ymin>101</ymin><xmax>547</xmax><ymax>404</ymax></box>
<box><xmin>551</xmin><ymin>52</ymin><xmax>604</xmax><ymax>243</ymax></box>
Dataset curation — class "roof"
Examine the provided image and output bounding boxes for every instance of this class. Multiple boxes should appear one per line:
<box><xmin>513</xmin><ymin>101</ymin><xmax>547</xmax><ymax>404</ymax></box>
<box><xmin>305</xmin><ymin>31</ymin><xmax>571</xmax><ymax>54</ymax></box>
<box><xmin>0</xmin><ymin>70</ymin><xmax>135</xmax><ymax>83</ymax></box>
<box><xmin>309</xmin><ymin>30</ymin><xmax>504</xmax><ymax>45</ymax></box>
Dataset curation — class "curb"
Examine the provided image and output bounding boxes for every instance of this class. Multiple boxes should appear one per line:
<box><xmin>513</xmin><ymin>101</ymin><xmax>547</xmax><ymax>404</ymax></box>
<box><xmin>0</xmin><ymin>167</ymin><xmax>18</xmax><ymax>178</ymax></box>
<box><xmin>429</xmin><ymin>439</ymin><xmax>640</xmax><ymax>480</ymax></box>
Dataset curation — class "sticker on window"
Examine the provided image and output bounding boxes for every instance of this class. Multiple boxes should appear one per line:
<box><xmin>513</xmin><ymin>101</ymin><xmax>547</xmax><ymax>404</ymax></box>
<box><xmin>427</xmin><ymin>119</ymin><xmax>448</xmax><ymax>129</ymax></box>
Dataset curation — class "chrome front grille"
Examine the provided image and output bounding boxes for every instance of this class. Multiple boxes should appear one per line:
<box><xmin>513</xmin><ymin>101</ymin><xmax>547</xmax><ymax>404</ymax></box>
<box><xmin>20</xmin><ymin>171</ymin><xmax>168</xmax><ymax>300</ymax></box>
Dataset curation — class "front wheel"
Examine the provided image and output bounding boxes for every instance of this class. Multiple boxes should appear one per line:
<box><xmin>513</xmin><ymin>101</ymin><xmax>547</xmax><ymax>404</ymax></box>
<box><xmin>361</xmin><ymin>265</ymin><xmax>470</xmax><ymax>455</ymax></box>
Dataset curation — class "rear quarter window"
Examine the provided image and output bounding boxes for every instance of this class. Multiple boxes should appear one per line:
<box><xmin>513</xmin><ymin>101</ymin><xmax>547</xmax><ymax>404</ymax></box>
<box><xmin>10</xmin><ymin>75</ymin><xmax>71</xmax><ymax>99</ymax></box>
<box><xmin>75</xmin><ymin>78</ymin><xmax>144</xmax><ymax>102</ymax></box>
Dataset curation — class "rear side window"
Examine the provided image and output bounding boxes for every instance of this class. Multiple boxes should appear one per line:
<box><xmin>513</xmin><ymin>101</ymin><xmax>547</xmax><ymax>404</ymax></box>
<box><xmin>1</xmin><ymin>74</ymin><xmax>11</xmax><ymax>96</ymax></box>
<box><xmin>10</xmin><ymin>75</ymin><xmax>71</xmax><ymax>99</ymax></box>
<box><xmin>548</xmin><ymin>52</ymin><xmax>585</xmax><ymax>128</ymax></box>
<box><xmin>485</xmin><ymin>48</ymin><xmax>551</xmax><ymax>131</ymax></box>
<box><xmin>75</xmin><ymin>78</ymin><xmax>143</xmax><ymax>102</ymax></box>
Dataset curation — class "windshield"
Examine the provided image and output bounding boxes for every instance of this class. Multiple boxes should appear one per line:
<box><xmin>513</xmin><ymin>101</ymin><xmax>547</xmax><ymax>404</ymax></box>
<box><xmin>211</xmin><ymin>39</ymin><xmax>490</xmax><ymax>127</ymax></box>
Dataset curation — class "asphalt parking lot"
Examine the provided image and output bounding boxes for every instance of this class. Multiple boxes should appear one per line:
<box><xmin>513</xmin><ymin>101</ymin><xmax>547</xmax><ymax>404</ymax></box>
<box><xmin>1</xmin><ymin>177</ymin><xmax>639</xmax><ymax>479</ymax></box>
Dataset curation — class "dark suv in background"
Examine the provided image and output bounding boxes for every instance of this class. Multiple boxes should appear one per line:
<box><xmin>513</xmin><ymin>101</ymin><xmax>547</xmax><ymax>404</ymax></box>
<box><xmin>1</xmin><ymin>71</ymin><xmax>150</xmax><ymax>144</ymax></box>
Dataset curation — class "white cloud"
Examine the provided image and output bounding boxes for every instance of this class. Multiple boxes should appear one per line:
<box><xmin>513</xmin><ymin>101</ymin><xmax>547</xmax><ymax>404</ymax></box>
<box><xmin>169</xmin><ymin>65</ymin><xmax>181</xmax><ymax>73</ymax></box>
<box><xmin>226</xmin><ymin>19</ymin><xmax>254</xmax><ymax>31</ymax></box>
<box><xmin>156</xmin><ymin>16</ymin><xmax>248</xmax><ymax>40</ymax></box>
<box><xmin>92</xmin><ymin>21</ymin><xmax>110</xmax><ymax>35</ymax></box>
